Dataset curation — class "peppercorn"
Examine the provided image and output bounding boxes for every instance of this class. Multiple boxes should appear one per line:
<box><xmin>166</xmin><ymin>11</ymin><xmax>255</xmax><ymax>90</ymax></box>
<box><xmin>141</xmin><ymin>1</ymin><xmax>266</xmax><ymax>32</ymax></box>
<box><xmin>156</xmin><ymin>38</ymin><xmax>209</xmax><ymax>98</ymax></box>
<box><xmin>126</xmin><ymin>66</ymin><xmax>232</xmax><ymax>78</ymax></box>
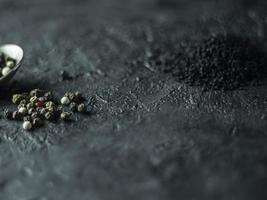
<box><xmin>31</xmin><ymin>112</ymin><xmax>39</xmax><ymax>119</ymax></box>
<box><xmin>39</xmin><ymin>108</ymin><xmax>47</xmax><ymax>116</ymax></box>
<box><xmin>30</xmin><ymin>96</ymin><xmax>38</xmax><ymax>103</ymax></box>
<box><xmin>26</xmin><ymin>103</ymin><xmax>34</xmax><ymax>110</ymax></box>
<box><xmin>30</xmin><ymin>89</ymin><xmax>45</xmax><ymax>98</ymax></box>
<box><xmin>1</xmin><ymin>67</ymin><xmax>11</xmax><ymax>76</ymax></box>
<box><xmin>35</xmin><ymin>101</ymin><xmax>45</xmax><ymax>108</ymax></box>
<box><xmin>45</xmin><ymin>112</ymin><xmax>54</xmax><ymax>121</ymax></box>
<box><xmin>3</xmin><ymin>109</ymin><xmax>12</xmax><ymax>120</ymax></box>
<box><xmin>32</xmin><ymin>117</ymin><xmax>43</xmax><ymax>127</ymax></box>
<box><xmin>38</xmin><ymin>97</ymin><xmax>46</xmax><ymax>102</ymax></box>
<box><xmin>60</xmin><ymin>112</ymin><xmax>72</xmax><ymax>121</ymax></box>
<box><xmin>68</xmin><ymin>92</ymin><xmax>76</xmax><ymax>101</ymax></box>
<box><xmin>44</xmin><ymin>92</ymin><xmax>52</xmax><ymax>100</ymax></box>
<box><xmin>23</xmin><ymin>121</ymin><xmax>32</xmax><ymax>131</ymax></box>
<box><xmin>12</xmin><ymin>111</ymin><xmax>22</xmax><ymax>120</ymax></box>
<box><xmin>77</xmin><ymin>103</ymin><xmax>85</xmax><ymax>113</ymax></box>
<box><xmin>12</xmin><ymin>94</ymin><xmax>22</xmax><ymax>104</ymax></box>
<box><xmin>23</xmin><ymin>116</ymin><xmax>31</xmax><ymax>122</ymax></box>
<box><xmin>60</xmin><ymin>96</ymin><xmax>70</xmax><ymax>105</ymax></box>
<box><xmin>28</xmin><ymin>108</ymin><xmax>35</xmax><ymax>115</ymax></box>
<box><xmin>18</xmin><ymin>107</ymin><xmax>28</xmax><ymax>116</ymax></box>
<box><xmin>69</xmin><ymin>102</ymin><xmax>77</xmax><ymax>112</ymax></box>
<box><xmin>45</xmin><ymin>101</ymin><xmax>55</xmax><ymax>109</ymax></box>
<box><xmin>6</xmin><ymin>60</ymin><xmax>15</xmax><ymax>68</ymax></box>
<box><xmin>74</xmin><ymin>91</ymin><xmax>83</xmax><ymax>101</ymax></box>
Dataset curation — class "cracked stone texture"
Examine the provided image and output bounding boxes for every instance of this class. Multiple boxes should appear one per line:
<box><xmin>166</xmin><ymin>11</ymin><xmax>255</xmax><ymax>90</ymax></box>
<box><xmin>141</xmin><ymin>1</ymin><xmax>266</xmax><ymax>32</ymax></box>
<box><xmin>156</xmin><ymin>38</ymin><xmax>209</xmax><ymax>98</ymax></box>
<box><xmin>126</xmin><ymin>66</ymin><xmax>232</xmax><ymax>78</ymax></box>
<box><xmin>0</xmin><ymin>0</ymin><xmax>267</xmax><ymax>199</ymax></box>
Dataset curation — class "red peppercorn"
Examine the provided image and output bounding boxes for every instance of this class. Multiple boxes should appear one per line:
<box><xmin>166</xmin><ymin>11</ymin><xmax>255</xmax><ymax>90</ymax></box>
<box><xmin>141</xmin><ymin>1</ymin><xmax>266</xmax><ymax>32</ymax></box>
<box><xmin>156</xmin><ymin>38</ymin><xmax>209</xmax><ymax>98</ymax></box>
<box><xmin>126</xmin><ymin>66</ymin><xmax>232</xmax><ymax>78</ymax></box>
<box><xmin>35</xmin><ymin>101</ymin><xmax>45</xmax><ymax>107</ymax></box>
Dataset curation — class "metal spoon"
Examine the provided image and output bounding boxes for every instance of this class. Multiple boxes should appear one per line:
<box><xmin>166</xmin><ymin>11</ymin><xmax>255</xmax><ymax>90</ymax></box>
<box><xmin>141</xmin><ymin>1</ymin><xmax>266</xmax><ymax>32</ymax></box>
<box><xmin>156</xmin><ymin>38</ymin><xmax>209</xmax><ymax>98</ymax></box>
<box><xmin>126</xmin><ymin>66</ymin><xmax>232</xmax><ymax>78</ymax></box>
<box><xmin>0</xmin><ymin>44</ymin><xmax>23</xmax><ymax>85</ymax></box>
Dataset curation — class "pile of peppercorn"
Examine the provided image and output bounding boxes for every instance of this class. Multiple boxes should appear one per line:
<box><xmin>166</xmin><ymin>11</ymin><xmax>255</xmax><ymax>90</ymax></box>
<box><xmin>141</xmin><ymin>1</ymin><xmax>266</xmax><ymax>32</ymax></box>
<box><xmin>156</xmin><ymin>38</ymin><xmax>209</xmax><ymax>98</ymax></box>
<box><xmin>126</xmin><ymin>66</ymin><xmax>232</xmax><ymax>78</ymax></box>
<box><xmin>3</xmin><ymin>89</ymin><xmax>92</xmax><ymax>131</ymax></box>
<box><xmin>0</xmin><ymin>53</ymin><xmax>16</xmax><ymax>77</ymax></box>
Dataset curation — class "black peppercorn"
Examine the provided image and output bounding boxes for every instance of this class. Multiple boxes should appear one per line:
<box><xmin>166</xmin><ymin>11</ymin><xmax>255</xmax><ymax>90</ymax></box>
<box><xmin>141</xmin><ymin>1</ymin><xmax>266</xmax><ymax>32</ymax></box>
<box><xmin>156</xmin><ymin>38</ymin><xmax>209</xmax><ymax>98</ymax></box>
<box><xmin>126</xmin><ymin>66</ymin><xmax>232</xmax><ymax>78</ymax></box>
<box><xmin>12</xmin><ymin>111</ymin><xmax>22</xmax><ymax>120</ymax></box>
<box><xmin>69</xmin><ymin>102</ymin><xmax>77</xmax><ymax>112</ymax></box>
<box><xmin>60</xmin><ymin>112</ymin><xmax>72</xmax><ymax>121</ymax></box>
<box><xmin>3</xmin><ymin>109</ymin><xmax>12</xmax><ymax>120</ymax></box>
<box><xmin>23</xmin><ymin>116</ymin><xmax>31</xmax><ymax>122</ymax></box>
<box><xmin>32</xmin><ymin>117</ymin><xmax>44</xmax><ymax>127</ymax></box>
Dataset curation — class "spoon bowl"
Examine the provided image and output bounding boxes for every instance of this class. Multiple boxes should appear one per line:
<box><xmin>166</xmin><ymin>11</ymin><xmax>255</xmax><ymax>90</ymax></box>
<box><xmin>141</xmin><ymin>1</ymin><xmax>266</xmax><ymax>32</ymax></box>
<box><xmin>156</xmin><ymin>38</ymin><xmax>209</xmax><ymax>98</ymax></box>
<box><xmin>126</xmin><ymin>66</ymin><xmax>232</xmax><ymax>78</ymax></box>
<box><xmin>0</xmin><ymin>44</ymin><xmax>23</xmax><ymax>85</ymax></box>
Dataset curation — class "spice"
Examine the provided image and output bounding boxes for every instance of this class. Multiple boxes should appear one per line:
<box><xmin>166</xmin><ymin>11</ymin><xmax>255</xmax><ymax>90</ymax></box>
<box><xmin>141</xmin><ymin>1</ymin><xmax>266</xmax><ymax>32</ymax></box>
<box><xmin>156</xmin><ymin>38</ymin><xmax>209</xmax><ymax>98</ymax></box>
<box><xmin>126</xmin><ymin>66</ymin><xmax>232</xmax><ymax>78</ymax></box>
<box><xmin>12</xmin><ymin>94</ymin><xmax>22</xmax><ymax>105</ymax></box>
<box><xmin>3</xmin><ymin>89</ymin><xmax>93</xmax><ymax>131</ymax></box>
<box><xmin>26</xmin><ymin>103</ymin><xmax>34</xmax><ymax>110</ymax></box>
<box><xmin>32</xmin><ymin>117</ymin><xmax>43</xmax><ymax>127</ymax></box>
<box><xmin>23</xmin><ymin>116</ymin><xmax>31</xmax><ymax>122</ymax></box>
<box><xmin>3</xmin><ymin>109</ymin><xmax>12</xmax><ymax>120</ymax></box>
<box><xmin>60</xmin><ymin>96</ymin><xmax>70</xmax><ymax>105</ymax></box>
<box><xmin>12</xmin><ymin>111</ymin><xmax>22</xmax><ymax>120</ymax></box>
<box><xmin>0</xmin><ymin>53</ymin><xmax>16</xmax><ymax>78</ymax></box>
<box><xmin>134</xmin><ymin>33</ymin><xmax>266</xmax><ymax>90</ymax></box>
<box><xmin>23</xmin><ymin>121</ymin><xmax>32</xmax><ymax>131</ymax></box>
<box><xmin>30</xmin><ymin>89</ymin><xmax>45</xmax><ymax>98</ymax></box>
<box><xmin>30</xmin><ymin>96</ymin><xmax>38</xmax><ymax>103</ymax></box>
<box><xmin>60</xmin><ymin>112</ymin><xmax>72</xmax><ymax>121</ymax></box>
<box><xmin>44</xmin><ymin>112</ymin><xmax>54</xmax><ymax>121</ymax></box>
<box><xmin>6</xmin><ymin>60</ymin><xmax>15</xmax><ymax>68</ymax></box>
<box><xmin>18</xmin><ymin>107</ymin><xmax>27</xmax><ymax>115</ymax></box>
<box><xmin>45</xmin><ymin>101</ymin><xmax>55</xmax><ymax>109</ymax></box>
<box><xmin>35</xmin><ymin>101</ymin><xmax>45</xmax><ymax>108</ymax></box>
<box><xmin>69</xmin><ymin>102</ymin><xmax>77</xmax><ymax>112</ymax></box>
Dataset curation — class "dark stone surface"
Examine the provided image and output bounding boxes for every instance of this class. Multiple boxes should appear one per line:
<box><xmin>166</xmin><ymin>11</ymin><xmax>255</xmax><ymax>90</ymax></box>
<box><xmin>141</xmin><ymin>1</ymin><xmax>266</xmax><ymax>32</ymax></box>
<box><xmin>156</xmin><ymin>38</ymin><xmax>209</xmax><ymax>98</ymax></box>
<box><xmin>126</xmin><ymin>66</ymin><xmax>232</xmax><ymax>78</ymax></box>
<box><xmin>0</xmin><ymin>0</ymin><xmax>267</xmax><ymax>199</ymax></box>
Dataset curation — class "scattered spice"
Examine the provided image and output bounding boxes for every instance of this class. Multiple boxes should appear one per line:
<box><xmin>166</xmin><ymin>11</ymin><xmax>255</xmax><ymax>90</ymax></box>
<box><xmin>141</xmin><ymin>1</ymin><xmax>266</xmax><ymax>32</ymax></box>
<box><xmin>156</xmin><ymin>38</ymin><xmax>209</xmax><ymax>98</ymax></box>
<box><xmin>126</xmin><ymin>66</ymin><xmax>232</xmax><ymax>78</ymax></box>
<box><xmin>77</xmin><ymin>103</ymin><xmax>85</xmax><ymax>113</ymax></box>
<box><xmin>60</xmin><ymin>96</ymin><xmax>70</xmax><ymax>105</ymax></box>
<box><xmin>2</xmin><ymin>89</ymin><xmax>93</xmax><ymax>131</ymax></box>
<box><xmin>23</xmin><ymin>121</ymin><xmax>32</xmax><ymax>131</ymax></box>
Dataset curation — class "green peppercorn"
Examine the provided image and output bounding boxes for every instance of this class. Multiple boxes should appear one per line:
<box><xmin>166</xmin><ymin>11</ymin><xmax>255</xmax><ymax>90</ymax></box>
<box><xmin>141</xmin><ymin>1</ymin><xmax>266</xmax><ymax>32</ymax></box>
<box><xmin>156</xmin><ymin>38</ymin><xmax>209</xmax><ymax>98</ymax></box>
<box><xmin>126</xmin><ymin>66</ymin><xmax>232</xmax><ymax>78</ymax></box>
<box><xmin>12</xmin><ymin>94</ymin><xmax>22</xmax><ymax>104</ymax></box>
<box><xmin>3</xmin><ymin>109</ymin><xmax>12</xmax><ymax>120</ymax></box>
<box><xmin>60</xmin><ymin>112</ymin><xmax>72</xmax><ymax>121</ymax></box>
<box><xmin>30</xmin><ymin>96</ymin><xmax>38</xmax><ymax>103</ymax></box>
<box><xmin>45</xmin><ymin>112</ymin><xmax>54</xmax><ymax>121</ymax></box>
<box><xmin>45</xmin><ymin>101</ymin><xmax>55</xmax><ymax>109</ymax></box>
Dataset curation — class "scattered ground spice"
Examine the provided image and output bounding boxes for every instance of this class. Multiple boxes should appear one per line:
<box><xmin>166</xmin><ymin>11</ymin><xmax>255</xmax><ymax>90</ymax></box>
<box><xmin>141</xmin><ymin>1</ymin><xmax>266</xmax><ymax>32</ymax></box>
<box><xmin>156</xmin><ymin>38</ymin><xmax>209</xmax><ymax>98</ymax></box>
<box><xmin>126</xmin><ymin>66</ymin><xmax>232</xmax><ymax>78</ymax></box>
<box><xmin>133</xmin><ymin>34</ymin><xmax>267</xmax><ymax>90</ymax></box>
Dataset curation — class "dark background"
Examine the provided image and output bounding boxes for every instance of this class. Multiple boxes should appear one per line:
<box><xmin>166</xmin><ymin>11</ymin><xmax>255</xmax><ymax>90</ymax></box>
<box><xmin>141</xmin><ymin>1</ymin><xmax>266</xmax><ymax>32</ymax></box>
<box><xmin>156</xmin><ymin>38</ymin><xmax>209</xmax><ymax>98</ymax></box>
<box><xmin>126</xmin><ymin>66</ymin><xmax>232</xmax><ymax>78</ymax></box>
<box><xmin>0</xmin><ymin>0</ymin><xmax>267</xmax><ymax>199</ymax></box>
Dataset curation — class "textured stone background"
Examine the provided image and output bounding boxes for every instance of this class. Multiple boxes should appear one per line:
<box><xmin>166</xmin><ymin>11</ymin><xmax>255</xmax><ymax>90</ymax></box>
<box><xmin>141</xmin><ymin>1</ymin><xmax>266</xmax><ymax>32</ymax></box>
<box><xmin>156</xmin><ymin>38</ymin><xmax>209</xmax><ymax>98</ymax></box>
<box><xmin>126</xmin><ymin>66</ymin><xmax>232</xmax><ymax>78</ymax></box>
<box><xmin>0</xmin><ymin>0</ymin><xmax>267</xmax><ymax>199</ymax></box>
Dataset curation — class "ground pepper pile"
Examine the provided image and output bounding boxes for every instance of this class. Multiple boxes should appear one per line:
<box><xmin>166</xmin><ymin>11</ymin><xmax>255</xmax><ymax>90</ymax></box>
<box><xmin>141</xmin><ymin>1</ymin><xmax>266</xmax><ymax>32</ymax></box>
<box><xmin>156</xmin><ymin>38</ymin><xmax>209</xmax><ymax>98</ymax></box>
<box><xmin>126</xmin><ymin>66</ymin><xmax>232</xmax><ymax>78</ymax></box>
<box><xmin>136</xmin><ymin>34</ymin><xmax>266</xmax><ymax>90</ymax></box>
<box><xmin>3</xmin><ymin>89</ymin><xmax>93</xmax><ymax>131</ymax></box>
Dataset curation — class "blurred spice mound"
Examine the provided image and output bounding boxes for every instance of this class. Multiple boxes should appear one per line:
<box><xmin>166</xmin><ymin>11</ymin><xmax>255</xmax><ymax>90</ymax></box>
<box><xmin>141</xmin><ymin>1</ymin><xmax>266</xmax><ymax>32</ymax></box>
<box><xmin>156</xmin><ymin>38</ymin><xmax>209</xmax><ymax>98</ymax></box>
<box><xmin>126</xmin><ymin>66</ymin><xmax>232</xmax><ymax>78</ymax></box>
<box><xmin>138</xmin><ymin>34</ymin><xmax>267</xmax><ymax>91</ymax></box>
